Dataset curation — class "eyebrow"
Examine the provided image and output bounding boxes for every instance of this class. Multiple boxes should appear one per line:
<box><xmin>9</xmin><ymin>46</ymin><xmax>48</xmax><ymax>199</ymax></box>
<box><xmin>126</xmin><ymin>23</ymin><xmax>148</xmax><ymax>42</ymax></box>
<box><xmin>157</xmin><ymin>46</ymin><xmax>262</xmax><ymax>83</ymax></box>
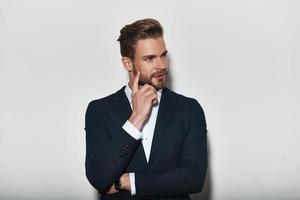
<box><xmin>161</xmin><ymin>50</ymin><xmax>168</xmax><ymax>57</ymax></box>
<box><xmin>141</xmin><ymin>50</ymin><xmax>168</xmax><ymax>60</ymax></box>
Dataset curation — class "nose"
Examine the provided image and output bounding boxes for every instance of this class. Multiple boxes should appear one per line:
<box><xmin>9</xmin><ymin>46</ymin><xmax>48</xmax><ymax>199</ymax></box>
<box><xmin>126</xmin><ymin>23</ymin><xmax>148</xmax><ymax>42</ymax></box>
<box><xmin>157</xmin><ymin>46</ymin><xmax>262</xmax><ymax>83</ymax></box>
<box><xmin>157</xmin><ymin>57</ymin><xmax>167</xmax><ymax>70</ymax></box>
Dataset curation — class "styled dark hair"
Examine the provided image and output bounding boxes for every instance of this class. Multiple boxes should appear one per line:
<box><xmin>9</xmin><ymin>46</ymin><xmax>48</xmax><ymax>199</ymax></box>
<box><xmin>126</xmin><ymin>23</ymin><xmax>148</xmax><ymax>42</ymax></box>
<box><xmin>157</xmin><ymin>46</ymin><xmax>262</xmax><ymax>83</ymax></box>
<box><xmin>117</xmin><ymin>18</ymin><xmax>164</xmax><ymax>60</ymax></box>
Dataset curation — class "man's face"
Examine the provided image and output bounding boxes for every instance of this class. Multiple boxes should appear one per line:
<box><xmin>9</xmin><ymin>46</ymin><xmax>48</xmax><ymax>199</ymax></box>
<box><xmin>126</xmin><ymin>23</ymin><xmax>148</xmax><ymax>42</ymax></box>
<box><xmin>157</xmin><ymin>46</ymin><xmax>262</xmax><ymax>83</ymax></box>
<box><xmin>132</xmin><ymin>37</ymin><xmax>168</xmax><ymax>90</ymax></box>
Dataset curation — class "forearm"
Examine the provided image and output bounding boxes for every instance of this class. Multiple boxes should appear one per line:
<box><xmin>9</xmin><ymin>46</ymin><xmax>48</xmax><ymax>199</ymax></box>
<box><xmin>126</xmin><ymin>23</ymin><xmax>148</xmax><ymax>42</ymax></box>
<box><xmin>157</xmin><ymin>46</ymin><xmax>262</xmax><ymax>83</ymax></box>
<box><xmin>85</xmin><ymin>100</ymin><xmax>143</xmax><ymax>193</ymax></box>
<box><xmin>119</xmin><ymin>137</ymin><xmax>207</xmax><ymax>197</ymax></box>
<box><xmin>135</xmin><ymin>152</ymin><xmax>207</xmax><ymax>196</ymax></box>
<box><xmin>118</xmin><ymin>156</ymin><xmax>207</xmax><ymax>197</ymax></box>
<box><xmin>85</xmin><ymin>128</ymin><xmax>141</xmax><ymax>193</ymax></box>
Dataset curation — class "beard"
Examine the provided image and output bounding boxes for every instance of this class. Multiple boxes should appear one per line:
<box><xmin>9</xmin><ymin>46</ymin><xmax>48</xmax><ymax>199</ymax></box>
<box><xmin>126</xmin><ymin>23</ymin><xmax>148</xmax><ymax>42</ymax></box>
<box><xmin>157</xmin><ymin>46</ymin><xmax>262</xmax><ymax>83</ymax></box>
<box><xmin>135</xmin><ymin>68</ymin><xmax>167</xmax><ymax>90</ymax></box>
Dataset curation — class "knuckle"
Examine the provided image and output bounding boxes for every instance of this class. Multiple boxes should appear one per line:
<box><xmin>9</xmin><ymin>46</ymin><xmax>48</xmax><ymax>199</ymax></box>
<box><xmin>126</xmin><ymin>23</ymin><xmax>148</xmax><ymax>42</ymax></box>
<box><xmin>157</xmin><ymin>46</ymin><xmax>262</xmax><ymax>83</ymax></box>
<box><xmin>144</xmin><ymin>84</ymin><xmax>151</xmax><ymax>89</ymax></box>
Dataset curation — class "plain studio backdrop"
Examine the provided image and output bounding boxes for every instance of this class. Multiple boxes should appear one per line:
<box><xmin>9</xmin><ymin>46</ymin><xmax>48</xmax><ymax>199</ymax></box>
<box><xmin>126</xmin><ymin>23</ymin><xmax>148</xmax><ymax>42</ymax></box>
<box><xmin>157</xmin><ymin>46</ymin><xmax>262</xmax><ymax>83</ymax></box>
<box><xmin>0</xmin><ymin>0</ymin><xmax>299</xmax><ymax>200</ymax></box>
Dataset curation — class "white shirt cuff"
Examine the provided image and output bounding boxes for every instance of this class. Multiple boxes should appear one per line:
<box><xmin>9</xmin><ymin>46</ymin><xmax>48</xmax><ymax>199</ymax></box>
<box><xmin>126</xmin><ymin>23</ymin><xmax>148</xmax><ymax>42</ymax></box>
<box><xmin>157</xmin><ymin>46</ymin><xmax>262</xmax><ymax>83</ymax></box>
<box><xmin>122</xmin><ymin>120</ymin><xmax>143</xmax><ymax>140</ymax></box>
<box><xmin>129</xmin><ymin>172</ymin><xmax>136</xmax><ymax>195</ymax></box>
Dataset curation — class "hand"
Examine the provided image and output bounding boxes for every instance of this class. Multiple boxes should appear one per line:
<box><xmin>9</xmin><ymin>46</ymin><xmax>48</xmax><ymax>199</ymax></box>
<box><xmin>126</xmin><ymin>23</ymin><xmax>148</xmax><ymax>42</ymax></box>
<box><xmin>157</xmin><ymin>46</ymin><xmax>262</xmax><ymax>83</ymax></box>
<box><xmin>106</xmin><ymin>174</ymin><xmax>131</xmax><ymax>194</ymax></box>
<box><xmin>129</xmin><ymin>72</ymin><xmax>158</xmax><ymax>131</ymax></box>
<box><xmin>106</xmin><ymin>184</ymin><xmax>118</xmax><ymax>194</ymax></box>
<box><xmin>120</xmin><ymin>173</ymin><xmax>131</xmax><ymax>191</ymax></box>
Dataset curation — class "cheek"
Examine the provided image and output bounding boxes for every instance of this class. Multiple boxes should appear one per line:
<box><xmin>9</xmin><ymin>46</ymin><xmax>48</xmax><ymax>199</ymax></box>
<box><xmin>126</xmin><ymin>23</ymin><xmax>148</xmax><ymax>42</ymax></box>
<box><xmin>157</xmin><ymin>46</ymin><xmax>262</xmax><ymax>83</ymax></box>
<box><xmin>136</xmin><ymin>63</ymin><xmax>153</xmax><ymax>76</ymax></box>
<box><xmin>140</xmin><ymin>70</ymin><xmax>151</xmax><ymax>81</ymax></box>
<box><xmin>162</xmin><ymin>57</ymin><xmax>169</xmax><ymax>67</ymax></box>
<box><xmin>165</xmin><ymin>59</ymin><xmax>169</xmax><ymax>67</ymax></box>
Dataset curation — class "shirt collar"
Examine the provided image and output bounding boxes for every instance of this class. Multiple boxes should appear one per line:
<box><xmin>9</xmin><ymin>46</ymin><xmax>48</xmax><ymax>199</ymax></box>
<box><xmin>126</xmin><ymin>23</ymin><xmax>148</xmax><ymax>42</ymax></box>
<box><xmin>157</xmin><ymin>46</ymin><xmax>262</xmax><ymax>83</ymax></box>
<box><xmin>124</xmin><ymin>84</ymin><xmax>162</xmax><ymax>107</ymax></box>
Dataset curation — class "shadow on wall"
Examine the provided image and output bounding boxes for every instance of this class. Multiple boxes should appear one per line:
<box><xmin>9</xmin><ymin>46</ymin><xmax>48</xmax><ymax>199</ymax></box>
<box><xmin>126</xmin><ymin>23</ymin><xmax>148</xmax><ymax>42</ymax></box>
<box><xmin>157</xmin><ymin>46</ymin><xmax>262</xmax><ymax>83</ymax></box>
<box><xmin>165</xmin><ymin>55</ymin><xmax>173</xmax><ymax>90</ymax></box>
<box><xmin>167</xmin><ymin>55</ymin><xmax>212</xmax><ymax>200</ymax></box>
<box><xmin>191</xmin><ymin>135</ymin><xmax>212</xmax><ymax>200</ymax></box>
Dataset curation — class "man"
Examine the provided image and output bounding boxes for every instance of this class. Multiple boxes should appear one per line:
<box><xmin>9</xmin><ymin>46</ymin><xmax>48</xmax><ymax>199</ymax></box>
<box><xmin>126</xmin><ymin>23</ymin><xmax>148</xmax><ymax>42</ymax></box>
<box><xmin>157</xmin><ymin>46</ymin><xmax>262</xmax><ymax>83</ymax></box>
<box><xmin>85</xmin><ymin>18</ymin><xmax>207</xmax><ymax>200</ymax></box>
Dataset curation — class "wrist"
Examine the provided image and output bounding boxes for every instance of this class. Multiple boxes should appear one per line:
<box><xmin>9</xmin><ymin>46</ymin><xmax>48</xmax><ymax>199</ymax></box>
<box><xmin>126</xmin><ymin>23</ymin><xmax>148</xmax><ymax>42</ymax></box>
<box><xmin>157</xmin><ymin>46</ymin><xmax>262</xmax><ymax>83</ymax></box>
<box><xmin>128</xmin><ymin>112</ymin><xmax>145</xmax><ymax>131</ymax></box>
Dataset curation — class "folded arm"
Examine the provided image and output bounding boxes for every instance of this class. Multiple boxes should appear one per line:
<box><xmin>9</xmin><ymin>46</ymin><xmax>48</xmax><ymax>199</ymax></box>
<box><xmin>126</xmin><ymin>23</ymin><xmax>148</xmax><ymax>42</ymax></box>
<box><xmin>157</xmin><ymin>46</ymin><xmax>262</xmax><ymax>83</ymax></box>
<box><xmin>85</xmin><ymin>101</ymin><xmax>141</xmax><ymax>194</ymax></box>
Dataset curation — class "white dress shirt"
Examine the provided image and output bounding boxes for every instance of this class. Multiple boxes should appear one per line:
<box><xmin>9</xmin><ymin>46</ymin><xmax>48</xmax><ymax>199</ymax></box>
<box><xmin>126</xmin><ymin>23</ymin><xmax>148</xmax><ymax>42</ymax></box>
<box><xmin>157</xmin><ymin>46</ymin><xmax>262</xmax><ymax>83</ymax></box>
<box><xmin>122</xmin><ymin>84</ymin><xmax>162</xmax><ymax>195</ymax></box>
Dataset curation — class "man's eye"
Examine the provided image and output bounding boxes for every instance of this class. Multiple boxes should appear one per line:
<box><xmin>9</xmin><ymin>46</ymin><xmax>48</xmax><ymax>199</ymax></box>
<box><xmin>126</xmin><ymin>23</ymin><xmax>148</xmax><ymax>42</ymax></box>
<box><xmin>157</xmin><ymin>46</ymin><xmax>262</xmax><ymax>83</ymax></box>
<box><xmin>145</xmin><ymin>58</ymin><xmax>153</xmax><ymax>62</ymax></box>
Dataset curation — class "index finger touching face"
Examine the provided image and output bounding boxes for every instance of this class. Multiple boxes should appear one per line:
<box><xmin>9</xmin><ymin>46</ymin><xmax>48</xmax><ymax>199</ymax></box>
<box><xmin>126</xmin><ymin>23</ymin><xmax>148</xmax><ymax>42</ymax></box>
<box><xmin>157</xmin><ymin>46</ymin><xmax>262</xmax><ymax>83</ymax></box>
<box><xmin>132</xmin><ymin>71</ymin><xmax>140</xmax><ymax>93</ymax></box>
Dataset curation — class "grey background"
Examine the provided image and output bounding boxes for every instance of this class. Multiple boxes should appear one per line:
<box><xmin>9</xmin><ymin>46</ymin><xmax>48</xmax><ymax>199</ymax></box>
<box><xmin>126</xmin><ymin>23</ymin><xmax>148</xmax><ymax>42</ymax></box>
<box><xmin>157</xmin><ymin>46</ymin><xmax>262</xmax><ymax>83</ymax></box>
<box><xmin>0</xmin><ymin>0</ymin><xmax>299</xmax><ymax>200</ymax></box>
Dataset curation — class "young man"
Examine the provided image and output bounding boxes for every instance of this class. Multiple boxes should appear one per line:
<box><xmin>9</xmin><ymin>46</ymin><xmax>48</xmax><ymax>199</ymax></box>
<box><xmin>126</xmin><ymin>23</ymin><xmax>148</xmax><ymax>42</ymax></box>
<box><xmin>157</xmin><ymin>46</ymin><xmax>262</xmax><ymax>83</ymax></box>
<box><xmin>85</xmin><ymin>18</ymin><xmax>207</xmax><ymax>200</ymax></box>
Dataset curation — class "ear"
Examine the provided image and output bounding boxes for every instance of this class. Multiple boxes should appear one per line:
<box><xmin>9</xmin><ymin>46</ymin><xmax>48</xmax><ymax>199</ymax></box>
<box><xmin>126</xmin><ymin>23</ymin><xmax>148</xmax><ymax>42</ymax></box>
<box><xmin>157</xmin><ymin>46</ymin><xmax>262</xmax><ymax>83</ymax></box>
<box><xmin>121</xmin><ymin>57</ymin><xmax>133</xmax><ymax>72</ymax></box>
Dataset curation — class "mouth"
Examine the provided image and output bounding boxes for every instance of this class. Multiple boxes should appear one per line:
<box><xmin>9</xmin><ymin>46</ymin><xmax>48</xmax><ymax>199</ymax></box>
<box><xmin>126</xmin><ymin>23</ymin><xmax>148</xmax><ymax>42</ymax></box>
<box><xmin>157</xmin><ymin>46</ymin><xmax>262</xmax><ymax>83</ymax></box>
<box><xmin>153</xmin><ymin>73</ymin><xmax>166</xmax><ymax>81</ymax></box>
<box><xmin>154</xmin><ymin>73</ymin><xmax>165</xmax><ymax>77</ymax></box>
<box><xmin>153</xmin><ymin>71</ymin><xmax>167</xmax><ymax>77</ymax></box>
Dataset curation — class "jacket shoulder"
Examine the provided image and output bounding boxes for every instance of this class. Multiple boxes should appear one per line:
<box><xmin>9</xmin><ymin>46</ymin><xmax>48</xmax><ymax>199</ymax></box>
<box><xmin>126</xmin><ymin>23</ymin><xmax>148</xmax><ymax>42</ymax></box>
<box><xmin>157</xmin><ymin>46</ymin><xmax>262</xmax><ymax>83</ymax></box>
<box><xmin>165</xmin><ymin>88</ymin><xmax>202</xmax><ymax>107</ymax></box>
<box><xmin>87</xmin><ymin>86</ymin><xmax>125</xmax><ymax>109</ymax></box>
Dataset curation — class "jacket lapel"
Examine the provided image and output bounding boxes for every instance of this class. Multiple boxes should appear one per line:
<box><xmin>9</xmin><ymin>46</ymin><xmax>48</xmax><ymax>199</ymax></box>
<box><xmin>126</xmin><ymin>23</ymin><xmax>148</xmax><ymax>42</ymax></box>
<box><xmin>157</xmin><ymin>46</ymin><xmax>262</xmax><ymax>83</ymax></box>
<box><xmin>148</xmin><ymin>88</ymin><xmax>176</xmax><ymax>165</ymax></box>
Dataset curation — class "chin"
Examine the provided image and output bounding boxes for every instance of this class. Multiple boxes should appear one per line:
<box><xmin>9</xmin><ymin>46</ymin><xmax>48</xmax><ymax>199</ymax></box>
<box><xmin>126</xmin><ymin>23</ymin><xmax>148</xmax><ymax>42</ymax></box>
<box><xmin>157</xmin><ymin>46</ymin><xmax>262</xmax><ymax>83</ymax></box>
<box><xmin>152</xmin><ymin>82</ymin><xmax>166</xmax><ymax>90</ymax></box>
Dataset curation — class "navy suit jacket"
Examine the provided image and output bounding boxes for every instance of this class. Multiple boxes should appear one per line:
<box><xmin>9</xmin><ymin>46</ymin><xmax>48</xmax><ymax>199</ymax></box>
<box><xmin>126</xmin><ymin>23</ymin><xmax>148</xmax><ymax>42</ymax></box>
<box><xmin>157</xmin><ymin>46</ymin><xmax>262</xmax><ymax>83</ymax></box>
<box><xmin>85</xmin><ymin>86</ymin><xmax>207</xmax><ymax>200</ymax></box>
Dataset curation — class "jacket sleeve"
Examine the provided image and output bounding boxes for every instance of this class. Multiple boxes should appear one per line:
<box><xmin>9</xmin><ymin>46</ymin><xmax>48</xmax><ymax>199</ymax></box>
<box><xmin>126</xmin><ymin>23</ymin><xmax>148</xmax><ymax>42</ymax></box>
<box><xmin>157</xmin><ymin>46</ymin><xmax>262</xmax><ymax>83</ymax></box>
<box><xmin>134</xmin><ymin>99</ymin><xmax>208</xmax><ymax>197</ymax></box>
<box><xmin>85</xmin><ymin>101</ymin><xmax>141</xmax><ymax>194</ymax></box>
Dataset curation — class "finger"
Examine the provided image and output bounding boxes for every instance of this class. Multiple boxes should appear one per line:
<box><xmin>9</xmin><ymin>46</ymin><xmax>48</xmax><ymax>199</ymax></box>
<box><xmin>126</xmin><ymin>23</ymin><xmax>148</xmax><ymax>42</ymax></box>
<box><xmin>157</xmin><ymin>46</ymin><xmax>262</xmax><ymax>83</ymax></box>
<box><xmin>152</xmin><ymin>98</ymin><xmax>158</xmax><ymax>106</ymax></box>
<box><xmin>147</xmin><ymin>85</ymin><xmax>157</xmax><ymax>94</ymax></box>
<box><xmin>107</xmin><ymin>185</ymin><xmax>116</xmax><ymax>194</ymax></box>
<box><xmin>144</xmin><ymin>89</ymin><xmax>156</xmax><ymax>97</ymax></box>
<box><xmin>145</xmin><ymin>93</ymin><xmax>157</xmax><ymax>101</ymax></box>
<box><xmin>140</xmin><ymin>84</ymin><xmax>156</xmax><ymax>94</ymax></box>
<box><xmin>132</xmin><ymin>71</ymin><xmax>140</xmax><ymax>93</ymax></box>
<box><xmin>149</xmin><ymin>93</ymin><xmax>158</xmax><ymax>105</ymax></box>
<box><xmin>139</xmin><ymin>84</ymin><xmax>150</xmax><ymax>93</ymax></box>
